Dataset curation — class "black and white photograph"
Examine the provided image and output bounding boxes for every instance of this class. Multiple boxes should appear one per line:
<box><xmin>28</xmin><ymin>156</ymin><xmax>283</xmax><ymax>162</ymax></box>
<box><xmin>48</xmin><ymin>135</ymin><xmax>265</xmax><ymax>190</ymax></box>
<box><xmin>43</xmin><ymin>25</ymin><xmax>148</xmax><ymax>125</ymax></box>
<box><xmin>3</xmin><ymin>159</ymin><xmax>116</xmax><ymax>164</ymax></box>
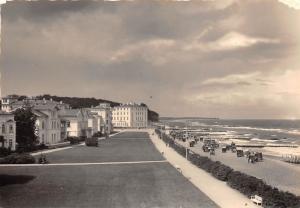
<box><xmin>0</xmin><ymin>0</ymin><xmax>300</xmax><ymax>207</ymax></box>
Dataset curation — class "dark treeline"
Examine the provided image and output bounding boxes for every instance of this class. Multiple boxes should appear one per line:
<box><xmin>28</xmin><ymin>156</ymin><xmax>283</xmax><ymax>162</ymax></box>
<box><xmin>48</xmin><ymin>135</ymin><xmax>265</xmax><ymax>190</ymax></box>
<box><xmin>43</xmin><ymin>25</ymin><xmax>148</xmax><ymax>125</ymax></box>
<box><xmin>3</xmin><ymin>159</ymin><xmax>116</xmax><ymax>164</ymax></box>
<box><xmin>36</xmin><ymin>94</ymin><xmax>120</xmax><ymax>108</ymax></box>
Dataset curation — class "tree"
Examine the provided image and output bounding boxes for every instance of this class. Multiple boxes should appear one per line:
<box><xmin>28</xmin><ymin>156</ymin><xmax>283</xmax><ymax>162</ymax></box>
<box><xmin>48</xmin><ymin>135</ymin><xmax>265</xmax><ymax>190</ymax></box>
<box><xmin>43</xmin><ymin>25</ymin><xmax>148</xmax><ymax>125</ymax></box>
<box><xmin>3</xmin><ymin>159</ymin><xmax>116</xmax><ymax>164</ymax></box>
<box><xmin>13</xmin><ymin>108</ymin><xmax>37</xmax><ymax>152</ymax></box>
<box><xmin>0</xmin><ymin>136</ymin><xmax>4</xmax><ymax>148</ymax></box>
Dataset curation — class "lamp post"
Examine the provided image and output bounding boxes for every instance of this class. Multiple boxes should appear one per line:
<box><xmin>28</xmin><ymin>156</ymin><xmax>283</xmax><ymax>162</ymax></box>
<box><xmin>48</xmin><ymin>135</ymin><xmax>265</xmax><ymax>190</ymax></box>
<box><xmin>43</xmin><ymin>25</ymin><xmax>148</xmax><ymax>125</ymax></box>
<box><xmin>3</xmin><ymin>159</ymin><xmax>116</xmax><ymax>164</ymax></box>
<box><xmin>185</xmin><ymin>120</ymin><xmax>189</xmax><ymax>160</ymax></box>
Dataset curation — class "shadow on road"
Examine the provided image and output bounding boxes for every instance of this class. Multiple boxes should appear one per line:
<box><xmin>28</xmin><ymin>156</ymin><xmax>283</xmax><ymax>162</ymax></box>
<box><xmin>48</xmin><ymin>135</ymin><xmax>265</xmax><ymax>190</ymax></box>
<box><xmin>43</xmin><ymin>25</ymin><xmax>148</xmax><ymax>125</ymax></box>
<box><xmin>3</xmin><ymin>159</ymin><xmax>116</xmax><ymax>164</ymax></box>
<box><xmin>0</xmin><ymin>174</ymin><xmax>36</xmax><ymax>187</ymax></box>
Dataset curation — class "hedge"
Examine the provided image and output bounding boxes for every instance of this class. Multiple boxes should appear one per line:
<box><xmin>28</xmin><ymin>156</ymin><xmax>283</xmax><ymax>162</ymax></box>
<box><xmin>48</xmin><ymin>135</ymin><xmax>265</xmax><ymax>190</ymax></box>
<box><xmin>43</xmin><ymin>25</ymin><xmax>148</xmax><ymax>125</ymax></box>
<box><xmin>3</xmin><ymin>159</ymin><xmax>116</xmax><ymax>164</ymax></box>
<box><xmin>0</xmin><ymin>147</ymin><xmax>11</xmax><ymax>157</ymax></box>
<box><xmin>67</xmin><ymin>137</ymin><xmax>81</xmax><ymax>145</ymax></box>
<box><xmin>0</xmin><ymin>153</ymin><xmax>36</xmax><ymax>164</ymax></box>
<box><xmin>156</xmin><ymin>129</ymin><xmax>300</xmax><ymax>208</ymax></box>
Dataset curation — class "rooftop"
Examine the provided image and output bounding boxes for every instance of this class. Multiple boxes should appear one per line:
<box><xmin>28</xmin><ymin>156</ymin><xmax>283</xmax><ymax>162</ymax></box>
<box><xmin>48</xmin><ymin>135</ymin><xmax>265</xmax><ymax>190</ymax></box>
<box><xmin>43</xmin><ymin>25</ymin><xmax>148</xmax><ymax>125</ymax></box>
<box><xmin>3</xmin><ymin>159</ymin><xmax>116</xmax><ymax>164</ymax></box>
<box><xmin>59</xmin><ymin>109</ymin><xmax>81</xmax><ymax>117</ymax></box>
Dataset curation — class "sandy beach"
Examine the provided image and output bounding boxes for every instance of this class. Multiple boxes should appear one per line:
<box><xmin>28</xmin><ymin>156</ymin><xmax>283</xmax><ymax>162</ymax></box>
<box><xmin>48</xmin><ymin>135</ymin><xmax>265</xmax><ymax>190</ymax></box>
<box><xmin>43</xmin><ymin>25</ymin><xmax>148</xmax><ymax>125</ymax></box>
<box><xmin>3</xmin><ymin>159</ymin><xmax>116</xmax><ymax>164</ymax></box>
<box><xmin>148</xmin><ymin>129</ymin><xmax>261</xmax><ymax>208</ymax></box>
<box><xmin>175</xmin><ymin>139</ymin><xmax>300</xmax><ymax>196</ymax></box>
<box><xmin>221</xmin><ymin>138</ymin><xmax>300</xmax><ymax>158</ymax></box>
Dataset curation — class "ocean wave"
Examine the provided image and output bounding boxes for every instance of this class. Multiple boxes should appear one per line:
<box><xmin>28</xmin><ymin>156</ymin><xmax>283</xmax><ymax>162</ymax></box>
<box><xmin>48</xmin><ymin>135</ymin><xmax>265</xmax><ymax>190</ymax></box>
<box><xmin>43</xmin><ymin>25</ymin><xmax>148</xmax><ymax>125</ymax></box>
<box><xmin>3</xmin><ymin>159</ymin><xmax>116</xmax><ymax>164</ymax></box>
<box><xmin>251</xmin><ymin>138</ymin><xmax>278</xmax><ymax>143</ymax></box>
<box><xmin>218</xmin><ymin>126</ymin><xmax>300</xmax><ymax>136</ymax></box>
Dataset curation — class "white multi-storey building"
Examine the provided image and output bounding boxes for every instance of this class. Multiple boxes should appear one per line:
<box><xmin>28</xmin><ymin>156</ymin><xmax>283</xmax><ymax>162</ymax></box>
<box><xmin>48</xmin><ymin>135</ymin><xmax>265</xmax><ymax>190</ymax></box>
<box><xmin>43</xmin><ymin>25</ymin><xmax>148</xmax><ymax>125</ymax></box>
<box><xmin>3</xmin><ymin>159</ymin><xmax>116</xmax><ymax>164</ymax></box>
<box><xmin>0</xmin><ymin>111</ymin><xmax>16</xmax><ymax>151</ymax></box>
<box><xmin>87</xmin><ymin>111</ymin><xmax>102</xmax><ymax>137</ymax></box>
<box><xmin>112</xmin><ymin>103</ymin><xmax>148</xmax><ymax>128</ymax></box>
<box><xmin>33</xmin><ymin>104</ymin><xmax>62</xmax><ymax>145</ymax></box>
<box><xmin>59</xmin><ymin>109</ymin><xmax>89</xmax><ymax>138</ymax></box>
<box><xmin>1</xmin><ymin>96</ymin><xmax>19</xmax><ymax>112</ymax></box>
<box><xmin>90</xmin><ymin>103</ymin><xmax>113</xmax><ymax>134</ymax></box>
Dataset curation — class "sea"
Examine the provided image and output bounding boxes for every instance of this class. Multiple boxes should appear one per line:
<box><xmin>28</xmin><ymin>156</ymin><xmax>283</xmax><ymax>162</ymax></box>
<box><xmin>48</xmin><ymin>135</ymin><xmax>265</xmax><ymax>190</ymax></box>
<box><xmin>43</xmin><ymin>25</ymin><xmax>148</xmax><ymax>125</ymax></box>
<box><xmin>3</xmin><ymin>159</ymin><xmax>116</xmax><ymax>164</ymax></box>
<box><xmin>160</xmin><ymin>118</ymin><xmax>300</xmax><ymax>145</ymax></box>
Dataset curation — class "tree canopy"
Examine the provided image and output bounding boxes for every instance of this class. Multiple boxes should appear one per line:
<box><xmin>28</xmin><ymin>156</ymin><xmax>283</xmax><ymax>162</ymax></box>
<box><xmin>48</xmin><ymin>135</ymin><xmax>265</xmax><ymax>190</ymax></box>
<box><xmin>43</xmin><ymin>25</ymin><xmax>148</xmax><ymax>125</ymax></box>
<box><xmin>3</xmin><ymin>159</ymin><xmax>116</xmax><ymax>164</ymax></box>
<box><xmin>13</xmin><ymin>108</ymin><xmax>37</xmax><ymax>152</ymax></box>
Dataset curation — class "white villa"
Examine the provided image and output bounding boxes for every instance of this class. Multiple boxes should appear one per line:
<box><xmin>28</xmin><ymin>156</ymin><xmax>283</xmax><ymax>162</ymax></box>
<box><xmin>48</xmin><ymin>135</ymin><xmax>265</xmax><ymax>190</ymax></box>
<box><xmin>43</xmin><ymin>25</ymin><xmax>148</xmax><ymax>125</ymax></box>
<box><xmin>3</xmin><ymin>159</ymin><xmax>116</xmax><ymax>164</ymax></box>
<box><xmin>1</xmin><ymin>96</ymin><xmax>19</xmax><ymax>112</ymax></box>
<box><xmin>33</xmin><ymin>103</ymin><xmax>62</xmax><ymax>145</ymax></box>
<box><xmin>90</xmin><ymin>103</ymin><xmax>113</xmax><ymax>134</ymax></box>
<box><xmin>87</xmin><ymin>111</ymin><xmax>101</xmax><ymax>137</ymax></box>
<box><xmin>59</xmin><ymin>109</ymin><xmax>90</xmax><ymax>138</ymax></box>
<box><xmin>1</xmin><ymin>96</ymin><xmax>69</xmax><ymax>145</ymax></box>
<box><xmin>112</xmin><ymin>102</ymin><xmax>148</xmax><ymax>128</ymax></box>
<box><xmin>0</xmin><ymin>111</ymin><xmax>16</xmax><ymax>151</ymax></box>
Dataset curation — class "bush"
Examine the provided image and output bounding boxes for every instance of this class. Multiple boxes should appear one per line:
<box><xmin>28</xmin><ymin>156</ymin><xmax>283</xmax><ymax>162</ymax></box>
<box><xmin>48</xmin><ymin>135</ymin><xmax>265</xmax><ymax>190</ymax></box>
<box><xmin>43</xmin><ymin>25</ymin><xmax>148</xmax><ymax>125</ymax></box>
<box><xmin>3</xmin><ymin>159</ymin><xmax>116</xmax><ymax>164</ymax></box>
<box><xmin>37</xmin><ymin>143</ymin><xmax>48</xmax><ymax>150</ymax></box>
<box><xmin>0</xmin><ymin>153</ymin><xmax>35</xmax><ymax>164</ymax></box>
<box><xmin>227</xmin><ymin>171</ymin><xmax>262</xmax><ymax>197</ymax></box>
<box><xmin>227</xmin><ymin>171</ymin><xmax>300</xmax><ymax>208</ymax></box>
<box><xmin>211</xmin><ymin>162</ymin><xmax>233</xmax><ymax>181</ymax></box>
<box><xmin>67</xmin><ymin>137</ymin><xmax>80</xmax><ymax>145</ymax></box>
<box><xmin>92</xmin><ymin>131</ymin><xmax>102</xmax><ymax>138</ymax></box>
<box><xmin>38</xmin><ymin>154</ymin><xmax>49</xmax><ymax>164</ymax></box>
<box><xmin>0</xmin><ymin>147</ymin><xmax>11</xmax><ymax>157</ymax></box>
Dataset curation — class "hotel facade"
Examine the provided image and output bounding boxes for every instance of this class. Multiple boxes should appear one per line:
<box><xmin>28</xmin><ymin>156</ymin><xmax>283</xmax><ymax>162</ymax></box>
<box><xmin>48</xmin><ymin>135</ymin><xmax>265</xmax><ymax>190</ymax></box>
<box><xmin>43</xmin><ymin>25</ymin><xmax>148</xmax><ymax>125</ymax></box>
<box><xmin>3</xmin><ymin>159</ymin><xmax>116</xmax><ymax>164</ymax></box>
<box><xmin>112</xmin><ymin>103</ymin><xmax>148</xmax><ymax>128</ymax></box>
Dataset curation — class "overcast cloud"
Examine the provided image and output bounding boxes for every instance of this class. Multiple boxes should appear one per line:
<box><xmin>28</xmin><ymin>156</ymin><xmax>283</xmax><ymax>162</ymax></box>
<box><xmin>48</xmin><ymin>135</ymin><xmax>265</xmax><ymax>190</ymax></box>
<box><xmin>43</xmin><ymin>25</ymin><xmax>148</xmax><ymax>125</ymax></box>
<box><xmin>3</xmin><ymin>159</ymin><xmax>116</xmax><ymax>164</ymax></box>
<box><xmin>1</xmin><ymin>0</ymin><xmax>300</xmax><ymax>118</ymax></box>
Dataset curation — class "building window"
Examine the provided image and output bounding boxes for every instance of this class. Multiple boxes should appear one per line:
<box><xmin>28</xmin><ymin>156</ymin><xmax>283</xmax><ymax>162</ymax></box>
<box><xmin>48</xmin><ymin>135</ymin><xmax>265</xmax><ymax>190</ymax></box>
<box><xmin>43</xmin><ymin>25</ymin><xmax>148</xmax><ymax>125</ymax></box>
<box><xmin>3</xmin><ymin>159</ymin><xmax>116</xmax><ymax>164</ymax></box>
<box><xmin>2</xmin><ymin>124</ymin><xmax>5</xmax><ymax>134</ymax></box>
<box><xmin>67</xmin><ymin>122</ymin><xmax>70</xmax><ymax>128</ymax></box>
<box><xmin>42</xmin><ymin>121</ymin><xmax>45</xmax><ymax>130</ymax></box>
<box><xmin>9</xmin><ymin>125</ymin><xmax>13</xmax><ymax>134</ymax></box>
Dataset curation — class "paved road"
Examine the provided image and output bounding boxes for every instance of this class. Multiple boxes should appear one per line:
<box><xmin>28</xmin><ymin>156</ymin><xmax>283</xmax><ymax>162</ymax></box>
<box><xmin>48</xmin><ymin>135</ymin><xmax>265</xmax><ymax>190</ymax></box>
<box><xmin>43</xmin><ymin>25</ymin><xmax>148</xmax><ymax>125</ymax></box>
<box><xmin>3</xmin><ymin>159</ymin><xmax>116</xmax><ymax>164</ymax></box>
<box><xmin>0</xmin><ymin>131</ymin><xmax>218</xmax><ymax>208</ymax></box>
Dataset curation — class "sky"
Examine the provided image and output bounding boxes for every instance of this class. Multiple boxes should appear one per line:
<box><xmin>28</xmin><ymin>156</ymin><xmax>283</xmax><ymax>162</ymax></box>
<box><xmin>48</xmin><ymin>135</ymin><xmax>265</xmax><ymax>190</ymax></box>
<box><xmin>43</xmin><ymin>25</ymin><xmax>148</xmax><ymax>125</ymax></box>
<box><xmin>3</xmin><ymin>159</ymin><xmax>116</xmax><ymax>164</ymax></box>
<box><xmin>1</xmin><ymin>0</ymin><xmax>300</xmax><ymax>119</ymax></box>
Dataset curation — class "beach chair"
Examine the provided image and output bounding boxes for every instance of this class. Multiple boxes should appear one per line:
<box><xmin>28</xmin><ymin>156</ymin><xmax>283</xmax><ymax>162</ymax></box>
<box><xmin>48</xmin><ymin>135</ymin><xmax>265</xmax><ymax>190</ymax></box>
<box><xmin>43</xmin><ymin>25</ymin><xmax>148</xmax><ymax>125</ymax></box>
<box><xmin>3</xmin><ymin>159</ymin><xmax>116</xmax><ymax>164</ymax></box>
<box><xmin>255</xmin><ymin>152</ymin><xmax>263</xmax><ymax>162</ymax></box>
<box><xmin>231</xmin><ymin>147</ymin><xmax>237</xmax><ymax>153</ymax></box>
<box><xmin>236</xmin><ymin>149</ymin><xmax>244</xmax><ymax>157</ymax></box>
<box><xmin>222</xmin><ymin>147</ymin><xmax>227</xmax><ymax>153</ymax></box>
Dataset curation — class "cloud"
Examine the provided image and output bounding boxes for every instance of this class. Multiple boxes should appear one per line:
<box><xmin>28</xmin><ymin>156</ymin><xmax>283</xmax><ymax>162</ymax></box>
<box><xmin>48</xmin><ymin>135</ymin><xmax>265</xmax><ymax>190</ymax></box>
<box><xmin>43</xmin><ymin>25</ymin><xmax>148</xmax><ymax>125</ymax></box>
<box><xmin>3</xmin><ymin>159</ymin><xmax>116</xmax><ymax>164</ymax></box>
<box><xmin>211</xmin><ymin>32</ymin><xmax>280</xmax><ymax>50</ymax></box>
<box><xmin>187</xmin><ymin>69</ymin><xmax>300</xmax><ymax>118</ymax></box>
<box><xmin>278</xmin><ymin>0</ymin><xmax>300</xmax><ymax>9</ymax></box>
<box><xmin>185</xmin><ymin>31</ymin><xmax>280</xmax><ymax>51</ymax></box>
<box><xmin>201</xmin><ymin>71</ymin><xmax>260</xmax><ymax>85</ymax></box>
<box><xmin>109</xmin><ymin>38</ymin><xmax>176</xmax><ymax>65</ymax></box>
<box><xmin>1</xmin><ymin>0</ymin><xmax>300</xmax><ymax>118</ymax></box>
